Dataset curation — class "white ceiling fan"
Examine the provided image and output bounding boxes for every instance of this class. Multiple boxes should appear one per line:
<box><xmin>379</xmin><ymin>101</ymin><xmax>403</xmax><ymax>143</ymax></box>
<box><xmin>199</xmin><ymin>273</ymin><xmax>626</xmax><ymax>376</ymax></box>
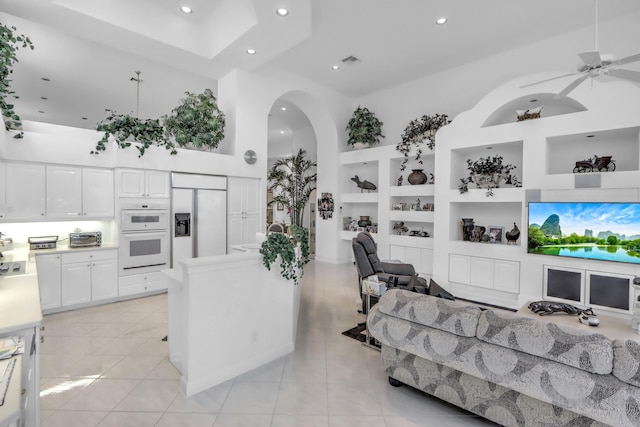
<box><xmin>521</xmin><ymin>0</ymin><xmax>640</xmax><ymax>96</ymax></box>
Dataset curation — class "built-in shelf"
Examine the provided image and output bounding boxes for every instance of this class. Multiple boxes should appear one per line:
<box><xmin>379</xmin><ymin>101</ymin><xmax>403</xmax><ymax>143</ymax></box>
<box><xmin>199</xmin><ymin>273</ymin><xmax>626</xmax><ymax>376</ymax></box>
<box><xmin>389</xmin><ymin>234</ymin><xmax>433</xmax><ymax>249</ymax></box>
<box><xmin>341</xmin><ymin>192</ymin><xmax>378</xmax><ymax>203</ymax></box>
<box><xmin>389</xmin><ymin>211</ymin><xmax>434</xmax><ymax>222</ymax></box>
<box><xmin>389</xmin><ymin>184</ymin><xmax>435</xmax><ymax>197</ymax></box>
<box><xmin>340</xmin><ymin>230</ymin><xmax>377</xmax><ymax>241</ymax></box>
<box><xmin>481</xmin><ymin>93</ymin><xmax>587</xmax><ymax>127</ymax></box>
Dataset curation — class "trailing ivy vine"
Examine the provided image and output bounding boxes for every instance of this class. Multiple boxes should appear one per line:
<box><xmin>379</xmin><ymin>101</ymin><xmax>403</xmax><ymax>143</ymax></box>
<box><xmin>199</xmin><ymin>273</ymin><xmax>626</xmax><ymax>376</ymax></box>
<box><xmin>1</xmin><ymin>22</ymin><xmax>34</xmax><ymax>139</ymax></box>
<box><xmin>93</xmin><ymin>112</ymin><xmax>176</xmax><ymax>157</ymax></box>
<box><xmin>259</xmin><ymin>225</ymin><xmax>310</xmax><ymax>285</ymax></box>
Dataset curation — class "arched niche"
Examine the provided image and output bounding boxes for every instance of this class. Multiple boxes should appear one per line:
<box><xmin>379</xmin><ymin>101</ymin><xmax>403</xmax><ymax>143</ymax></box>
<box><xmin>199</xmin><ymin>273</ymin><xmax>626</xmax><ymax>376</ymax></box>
<box><xmin>481</xmin><ymin>93</ymin><xmax>587</xmax><ymax>127</ymax></box>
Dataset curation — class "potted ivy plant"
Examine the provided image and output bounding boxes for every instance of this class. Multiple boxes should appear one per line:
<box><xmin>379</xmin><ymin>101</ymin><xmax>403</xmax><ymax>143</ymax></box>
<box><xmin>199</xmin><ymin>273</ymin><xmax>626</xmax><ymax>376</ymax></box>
<box><xmin>163</xmin><ymin>88</ymin><xmax>226</xmax><ymax>151</ymax></box>
<box><xmin>396</xmin><ymin>113</ymin><xmax>449</xmax><ymax>171</ymax></box>
<box><xmin>267</xmin><ymin>149</ymin><xmax>317</xmax><ymax>227</ymax></box>
<box><xmin>1</xmin><ymin>22</ymin><xmax>34</xmax><ymax>139</ymax></box>
<box><xmin>93</xmin><ymin>112</ymin><xmax>177</xmax><ymax>157</ymax></box>
<box><xmin>259</xmin><ymin>224</ymin><xmax>310</xmax><ymax>285</ymax></box>
<box><xmin>458</xmin><ymin>155</ymin><xmax>522</xmax><ymax>197</ymax></box>
<box><xmin>346</xmin><ymin>106</ymin><xmax>384</xmax><ymax>148</ymax></box>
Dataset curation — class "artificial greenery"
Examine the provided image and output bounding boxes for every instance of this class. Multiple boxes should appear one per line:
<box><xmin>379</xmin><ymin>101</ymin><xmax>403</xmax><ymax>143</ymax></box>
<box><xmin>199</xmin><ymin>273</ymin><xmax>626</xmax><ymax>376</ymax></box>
<box><xmin>268</xmin><ymin>148</ymin><xmax>317</xmax><ymax>227</ymax></box>
<box><xmin>396</xmin><ymin>113</ymin><xmax>450</xmax><ymax>171</ymax></box>
<box><xmin>259</xmin><ymin>225</ymin><xmax>310</xmax><ymax>285</ymax></box>
<box><xmin>93</xmin><ymin>112</ymin><xmax>176</xmax><ymax>157</ymax></box>
<box><xmin>346</xmin><ymin>105</ymin><xmax>384</xmax><ymax>147</ymax></box>
<box><xmin>163</xmin><ymin>88</ymin><xmax>226</xmax><ymax>150</ymax></box>
<box><xmin>1</xmin><ymin>22</ymin><xmax>34</xmax><ymax>139</ymax></box>
<box><xmin>458</xmin><ymin>155</ymin><xmax>522</xmax><ymax>196</ymax></box>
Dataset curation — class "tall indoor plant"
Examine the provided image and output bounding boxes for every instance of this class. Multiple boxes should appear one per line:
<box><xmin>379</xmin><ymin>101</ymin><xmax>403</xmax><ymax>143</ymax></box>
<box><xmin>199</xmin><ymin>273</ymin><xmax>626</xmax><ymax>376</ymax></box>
<box><xmin>163</xmin><ymin>88</ymin><xmax>226</xmax><ymax>151</ymax></box>
<box><xmin>267</xmin><ymin>148</ymin><xmax>317</xmax><ymax>227</ymax></box>
<box><xmin>1</xmin><ymin>22</ymin><xmax>34</xmax><ymax>138</ymax></box>
<box><xmin>396</xmin><ymin>113</ymin><xmax>449</xmax><ymax>171</ymax></box>
<box><xmin>346</xmin><ymin>105</ymin><xmax>384</xmax><ymax>148</ymax></box>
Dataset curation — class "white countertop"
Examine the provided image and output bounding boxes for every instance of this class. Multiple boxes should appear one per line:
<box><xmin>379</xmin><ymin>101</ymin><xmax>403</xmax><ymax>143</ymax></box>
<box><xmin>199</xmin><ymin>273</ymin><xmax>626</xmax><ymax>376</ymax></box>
<box><xmin>0</xmin><ymin>274</ymin><xmax>42</xmax><ymax>335</ymax></box>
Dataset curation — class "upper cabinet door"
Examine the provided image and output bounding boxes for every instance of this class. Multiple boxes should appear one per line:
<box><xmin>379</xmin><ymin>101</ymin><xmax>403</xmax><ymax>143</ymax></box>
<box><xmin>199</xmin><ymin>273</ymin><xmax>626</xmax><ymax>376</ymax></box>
<box><xmin>83</xmin><ymin>168</ymin><xmax>114</xmax><ymax>217</ymax></box>
<box><xmin>5</xmin><ymin>163</ymin><xmax>46</xmax><ymax>219</ymax></box>
<box><xmin>46</xmin><ymin>165</ymin><xmax>83</xmax><ymax>218</ymax></box>
<box><xmin>243</xmin><ymin>178</ymin><xmax>260</xmax><ymax>216</ymax></box>
<box><xmin>227</xmin><ymin>177</ymin><xmax>244</xmax><ymax>216</ymax></box>
<box><xmin>117</xmin><ymin>169</ymin><xmax>145</xmax><ymax>197</ymax></box>
<box><xmin>145</xmin><ymin>171</ymin><xmax>170</xmax><ymax>198</ymax></box>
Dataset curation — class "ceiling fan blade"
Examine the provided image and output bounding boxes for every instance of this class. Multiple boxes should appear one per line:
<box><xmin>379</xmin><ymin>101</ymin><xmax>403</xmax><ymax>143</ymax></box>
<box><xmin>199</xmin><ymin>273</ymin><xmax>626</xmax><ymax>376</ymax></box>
<box><xmin>578</xmin><ymin>51</ymin><xmax>602</xmax><ymax>67</ymax></box>
<box><xmin>558</xmin><ymin>74</ymin><xmax>589</xmax><ymax>97</ymax></box>
<box><xmin>608</xmin><ymin>68</ymin><xmax>640</xmax><ymax>83</ymax></box>
<box><xmin>613</xmin><ymin>52</ymin><xmax>640</xmax><ymax>66</ymax></box>
<box><xmin>520</xmin><ymin>72</ymin><xmax>581</xmax><ymax>89</ymax></box>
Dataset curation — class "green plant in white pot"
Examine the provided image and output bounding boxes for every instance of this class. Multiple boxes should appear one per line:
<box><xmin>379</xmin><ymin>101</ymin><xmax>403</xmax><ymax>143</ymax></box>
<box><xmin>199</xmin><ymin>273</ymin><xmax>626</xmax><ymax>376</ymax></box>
<box><xmin>458</xmin><ymin>155</ymin><xmax>522</xmax><ymax>197</ymax></box>
<box><xmin>163</xmin><ymin>88</ymin><xmax>226</xmax><ymax>151</ymax></box>
<box><xmin>396</xmin><ymin>113</ymin><xmax>449</xmax><ymax>171</ymax></box>
<box><xmin>346</xmin><ymin>106</ymin><xmax>384</xmax><ymax>149</ymax></box>
<box><xmin>1</xmin><ymin>22</ymin><xmax>34</xmax><ymax>139</ymax></box>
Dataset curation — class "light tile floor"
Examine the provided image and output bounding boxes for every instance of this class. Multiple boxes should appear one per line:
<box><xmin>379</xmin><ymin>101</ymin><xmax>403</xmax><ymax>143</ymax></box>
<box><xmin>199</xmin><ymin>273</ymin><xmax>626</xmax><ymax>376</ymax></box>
<box><xmin>39</xmin><ymin>261</ymin><xmax>495</xmax><ymax>426</ymax></box>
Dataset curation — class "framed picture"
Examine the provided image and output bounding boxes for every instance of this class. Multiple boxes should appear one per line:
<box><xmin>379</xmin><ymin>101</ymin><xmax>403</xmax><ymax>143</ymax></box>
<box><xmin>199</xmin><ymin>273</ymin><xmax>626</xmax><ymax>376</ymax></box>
<box><xmin>488</xmin><ymin>226</ymin><xmax>504</xmax><ymax>244</ymax></box>
<box><xmin>277</xmin><ymin>202</ymin><xmax>284</xmax><ymax>211</ymax></box>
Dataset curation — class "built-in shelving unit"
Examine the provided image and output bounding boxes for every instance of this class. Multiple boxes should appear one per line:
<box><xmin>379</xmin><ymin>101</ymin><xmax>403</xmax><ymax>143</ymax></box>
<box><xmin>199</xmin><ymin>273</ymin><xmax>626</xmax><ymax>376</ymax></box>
<box><xmin>434</xmin><ymin>74</ymin><xmax>640</xmax><ymax>311</ymax></box>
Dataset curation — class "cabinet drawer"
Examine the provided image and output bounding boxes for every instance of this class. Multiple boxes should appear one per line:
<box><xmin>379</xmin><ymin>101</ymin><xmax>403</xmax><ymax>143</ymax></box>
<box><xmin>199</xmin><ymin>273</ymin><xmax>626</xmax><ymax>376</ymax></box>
<box><xmin>119</xmin><ymin>272</ymin><xmax>167</xmax><ymax>296</ymax></box>
<box><xmin>61</xmin><ymin>249</ymin><xmax>117</xmax><ymax>264</ymax></box>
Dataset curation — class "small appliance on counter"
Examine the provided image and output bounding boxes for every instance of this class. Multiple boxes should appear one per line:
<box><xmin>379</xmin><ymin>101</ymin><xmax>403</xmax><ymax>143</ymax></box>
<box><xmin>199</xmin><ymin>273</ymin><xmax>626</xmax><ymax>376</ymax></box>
<box><xmin>28</xmin><ymin>236</ymin><xmax>58</xmax><ymax>250</ymax></box>
<box><xmin>69</xmin><ymin>231</ymin><xmax>102</xmax><ymax>248</ymax></box>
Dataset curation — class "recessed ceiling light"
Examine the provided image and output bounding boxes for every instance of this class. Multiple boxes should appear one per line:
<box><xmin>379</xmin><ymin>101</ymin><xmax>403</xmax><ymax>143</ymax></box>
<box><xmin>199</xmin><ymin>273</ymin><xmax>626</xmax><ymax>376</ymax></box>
<box><xmin>281</xmin><ymin>107</ymin><xmax>287</xmax><ymax>111</ymax></box>
<box><xmin>38</xmin><ymin>110</ymin><xmax>45</xmax><ymax>113</ymax></box>
<box><xmin>276</xmin><ymin>8</ymin><xmax>289</xmax><ymax>16</ymax></box>
<box><xmin>82</xmin><ymin>117</ymin><xmax>88</xmax><ymax>120</ymax></box>
<box><xmin>530</xmin><ymin>99</ymin><xmax>538</xmax><ymax>103</ymax></box>
<box><xmin>280</xmin><ymin>131</ymin><xmax>285</xmax><ymax>134</ymax></box>
<box><xmin>180</xmin><ymin>6</ymin><xmax>192</xmax><ymax>14</ymax></box>
<box><xmin>41</xmin><ymin>77</ymin><xmax>50</xmax><ymax>82</ymax></box>
<box><xmin>436</xmin><ymin>17</ymin><xmax>447</xmax><ymax>25</ymax></box>
<box><xmin>246</xmin><ymin>49</ymin><xmax>256</xmax><ymax>55</ymax></box>
<box><xmin>586</xmin><ymin>134</ymin><xmax>596</xmax><ymax>138</ymax></box>
<box><xmin>40</xmin><ymin>96</ymin><xmax>48</xmax><ymax>100</ymax></box>
<box><xmin>331</xmin><ymin>65</ymin><xmax>340</xmax><ymax>71</ymax></box>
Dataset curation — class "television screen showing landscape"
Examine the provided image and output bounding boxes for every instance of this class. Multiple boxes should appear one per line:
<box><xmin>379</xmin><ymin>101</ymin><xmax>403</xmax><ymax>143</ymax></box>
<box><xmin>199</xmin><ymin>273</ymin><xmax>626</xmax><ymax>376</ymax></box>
<box><xmin>528</xmin><ymin>202</ymin><xmax>640</xmax><ymax>264</ymax></box>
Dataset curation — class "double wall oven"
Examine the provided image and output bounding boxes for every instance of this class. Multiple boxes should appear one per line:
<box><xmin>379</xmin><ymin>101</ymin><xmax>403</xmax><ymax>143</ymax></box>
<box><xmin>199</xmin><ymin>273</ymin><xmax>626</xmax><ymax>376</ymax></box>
<box><xmin>119</xmin><ymin>200</ymin><xmax>170</xmax><ymax>275</ymax></box>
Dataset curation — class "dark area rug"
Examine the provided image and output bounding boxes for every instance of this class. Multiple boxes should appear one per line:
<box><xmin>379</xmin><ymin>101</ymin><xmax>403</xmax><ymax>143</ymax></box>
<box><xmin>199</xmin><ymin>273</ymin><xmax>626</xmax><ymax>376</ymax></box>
<box><xmin>341</xmin><ymin>323</ymin><xmax>381</xmax><ymax>348</ymax></box>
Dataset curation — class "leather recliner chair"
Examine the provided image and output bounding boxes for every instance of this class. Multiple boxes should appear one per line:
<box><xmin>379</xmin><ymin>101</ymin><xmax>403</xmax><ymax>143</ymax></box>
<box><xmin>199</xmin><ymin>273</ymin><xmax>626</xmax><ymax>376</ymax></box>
<box><xmin>352</xmin><ymin>231</ymin><xmax>425</xmax><ymax>312</ymax></box>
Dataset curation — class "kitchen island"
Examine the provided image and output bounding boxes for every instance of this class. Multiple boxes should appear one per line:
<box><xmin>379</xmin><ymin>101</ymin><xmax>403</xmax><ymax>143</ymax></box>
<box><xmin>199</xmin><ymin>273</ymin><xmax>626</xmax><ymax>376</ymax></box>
<box><xmin>0</xmin><ymin>273</ymin><xmax>42</xmax><ymax>427</ymax></box>
<box><xmin>163</xmin><ymin>251</ymin><xmax>302</xmax><ymax>397</ymax></box>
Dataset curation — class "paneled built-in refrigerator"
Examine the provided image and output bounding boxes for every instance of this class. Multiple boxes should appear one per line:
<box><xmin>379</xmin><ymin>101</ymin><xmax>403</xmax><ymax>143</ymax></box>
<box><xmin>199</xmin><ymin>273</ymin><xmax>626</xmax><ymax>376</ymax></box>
<box><xmin>171</xmin><ymin>173</ymin><xmax>227</xmax><ymax>267</ymax></box>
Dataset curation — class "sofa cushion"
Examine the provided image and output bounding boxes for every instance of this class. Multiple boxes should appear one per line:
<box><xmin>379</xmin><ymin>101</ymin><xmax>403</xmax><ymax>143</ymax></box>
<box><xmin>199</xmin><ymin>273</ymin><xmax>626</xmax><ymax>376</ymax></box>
<box><xmin>477</xmin><ymin>310</ymin><xmax>613</xmax><ymax>375</ymax></box>
<box><xmin>613</xmin><ymin>339</ymin><xmax>640</xmax><ymax>386</ymax></box>
<box><xmin>376</xmin><ymin>289</ymin><xmax>481</xmax><ymax>337</ymax></box>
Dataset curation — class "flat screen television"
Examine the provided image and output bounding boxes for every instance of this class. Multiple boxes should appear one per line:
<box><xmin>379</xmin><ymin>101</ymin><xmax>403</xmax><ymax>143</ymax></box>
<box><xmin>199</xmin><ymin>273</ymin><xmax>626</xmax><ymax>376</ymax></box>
<box><xmin>528</xmin><ymin>202</ymin><xmax>640</xmax><ymax>265</ymax></box>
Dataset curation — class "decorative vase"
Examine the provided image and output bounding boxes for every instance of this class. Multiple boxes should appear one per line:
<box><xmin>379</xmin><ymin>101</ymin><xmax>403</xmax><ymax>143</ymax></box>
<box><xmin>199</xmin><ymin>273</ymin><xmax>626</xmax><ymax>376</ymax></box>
<box><xmin>472</xmin><ymin>173</ymin><xmax>503</xmax><ymax>189</ymax></box>
<box><xmin>461</xmin><ymin>218</ymin><xmax>474</xmax><ymax>241</ymax></box>
<box><xmin>358</xmin><ymin>216</ymin><xmax>372</xmax><ymax>227</ymax></box>
<box><xmin>407</xmin><ymin>169</ymin><xmax>428</xmax><ymax>185</ymax></box>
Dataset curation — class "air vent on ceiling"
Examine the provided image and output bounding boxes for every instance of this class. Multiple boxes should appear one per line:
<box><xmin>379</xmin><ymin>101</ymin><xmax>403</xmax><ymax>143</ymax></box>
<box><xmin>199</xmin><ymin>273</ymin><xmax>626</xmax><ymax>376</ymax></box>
<box><xmin>341</xmin><ymin>55</ymin><xmax>360</xmax><ymax>64</ymax></box>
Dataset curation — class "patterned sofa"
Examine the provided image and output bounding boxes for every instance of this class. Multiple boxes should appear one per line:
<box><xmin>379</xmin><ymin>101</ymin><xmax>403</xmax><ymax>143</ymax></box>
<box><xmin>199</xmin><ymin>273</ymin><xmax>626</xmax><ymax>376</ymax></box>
<box><xmin>367</xmin><ymin>289</ymin><xmax>640</xmax><ymax>426</ymax></box>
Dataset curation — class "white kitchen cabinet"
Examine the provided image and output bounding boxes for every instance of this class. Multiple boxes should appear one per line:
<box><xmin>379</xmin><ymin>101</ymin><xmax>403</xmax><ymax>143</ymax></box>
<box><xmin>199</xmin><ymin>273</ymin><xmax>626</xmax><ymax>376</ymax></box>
<box><xmin>46</xmin><ymin>165</ymin><xmax>82</xmax><ymax>218</ymax></box>
<box><xmin>83</xmin><ymin>168</ymin><xmax>115</xmax><ymax>217</ymax></box>
<box><xmin>116</xmin><ymin>169</ymin><xmax>170</xmax><ymax>198</ymax></box>
<box><xmin>118</xmin><ymin>271</ymin><xmax>167</xmax><ymax>297</ymax></box>
<box><xmin>61</xmin><ymin>250</ymin><xmax>118</xmax><ymax>305</ymax></box>
<box><xmin>227</xmin><ymin>177</ymin><xmax>261</xmax><ymax>250</ymax></box>
<box><xmin>35</xmin><ymin>254</ymin><xmax>62</xmax><ymax>310</ymax></box>
<box><xmin>4</xmin><ymin>163</ymin><xmax>45</xmax><ymax>219</ymax></box>
<box><xmin>61</xmin><ymin>262</ymin><xmax>92</xmax><ymax>306</ymax></box>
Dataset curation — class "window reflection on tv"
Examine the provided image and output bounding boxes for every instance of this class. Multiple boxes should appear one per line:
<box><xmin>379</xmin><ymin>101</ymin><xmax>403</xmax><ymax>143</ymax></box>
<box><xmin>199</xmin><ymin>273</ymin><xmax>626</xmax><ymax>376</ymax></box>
<box><xmin>528</xmin><ymin>202</ymin><xmax>640</xmax><ymax>264</ymax></box>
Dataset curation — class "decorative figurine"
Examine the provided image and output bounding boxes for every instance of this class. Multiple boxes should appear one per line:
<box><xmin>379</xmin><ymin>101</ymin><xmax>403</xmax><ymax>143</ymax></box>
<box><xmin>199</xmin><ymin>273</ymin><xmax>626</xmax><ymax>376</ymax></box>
<box><xmin>393</xmin><ymin>222</ymin><xmax>408</xmax><ymax>235</ymax></box>
<box><xmin>428</xmin><ymin>173</ymin><xmax>435</xmax><ymax>184</ymax></box>
<box><xmin>351</xmin><ymin>175</ymin><xmax>377</xmax><ymax>192</ymax></box>
<box><xmin>506</xmin><ymin>223</ymin><xmax>520</xmax><ymax>245</ymax></box>
<box><xmin>397</xmin><ymin>175</ymin><xmax>403</xmax><ymax>186</ymax></box>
